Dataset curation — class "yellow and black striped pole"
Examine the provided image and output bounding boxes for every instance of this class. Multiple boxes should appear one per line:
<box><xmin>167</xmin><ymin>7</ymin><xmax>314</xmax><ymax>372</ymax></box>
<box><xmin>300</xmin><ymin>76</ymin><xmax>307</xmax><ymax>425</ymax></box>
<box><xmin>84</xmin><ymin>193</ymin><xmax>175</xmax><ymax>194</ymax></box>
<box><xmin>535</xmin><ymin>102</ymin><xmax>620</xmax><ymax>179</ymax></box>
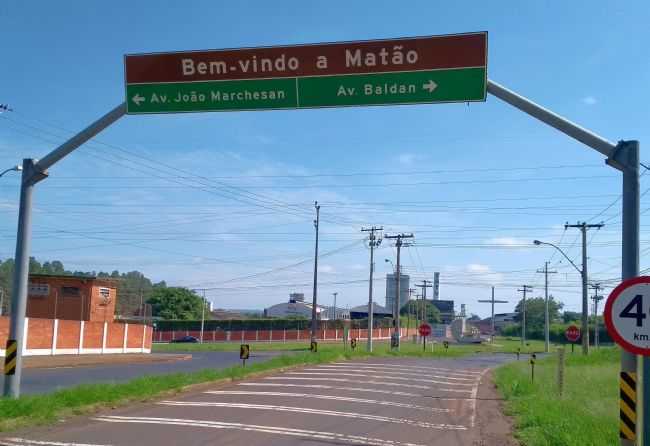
<box><xmin>620</xmin><ymin>371</ymin><xmax>636</xmax><ymax>442</ymax></box>
<box><xmin>3</xmin><ymin>340</ymin><xmax>18</xmax><ymax>376</ymax></box>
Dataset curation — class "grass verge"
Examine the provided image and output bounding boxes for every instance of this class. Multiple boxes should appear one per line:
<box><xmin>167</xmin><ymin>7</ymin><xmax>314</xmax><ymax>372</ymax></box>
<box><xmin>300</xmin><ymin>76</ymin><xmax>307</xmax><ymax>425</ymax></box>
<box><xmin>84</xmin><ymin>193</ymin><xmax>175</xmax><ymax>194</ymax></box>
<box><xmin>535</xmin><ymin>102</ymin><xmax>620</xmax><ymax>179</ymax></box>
<box><xmin>494</xmin><ymin>346</ymin><xmax>620</xmax><ymax>445</ymax></box>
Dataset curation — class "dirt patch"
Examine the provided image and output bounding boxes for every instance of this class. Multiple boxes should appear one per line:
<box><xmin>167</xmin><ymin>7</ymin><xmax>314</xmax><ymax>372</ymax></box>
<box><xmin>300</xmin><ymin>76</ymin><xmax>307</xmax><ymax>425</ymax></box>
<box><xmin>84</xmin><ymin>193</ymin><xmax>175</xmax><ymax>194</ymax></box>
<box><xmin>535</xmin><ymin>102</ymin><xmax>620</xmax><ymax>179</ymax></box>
<box><xmin>23</xmin><ymin>353</ymin><xmax>191</xmax><ymax>369</ymax></box>
<box><xmin>474</xmin><ymin>370</ymin><xmax>519</xmax><ymax>446</ymax></box>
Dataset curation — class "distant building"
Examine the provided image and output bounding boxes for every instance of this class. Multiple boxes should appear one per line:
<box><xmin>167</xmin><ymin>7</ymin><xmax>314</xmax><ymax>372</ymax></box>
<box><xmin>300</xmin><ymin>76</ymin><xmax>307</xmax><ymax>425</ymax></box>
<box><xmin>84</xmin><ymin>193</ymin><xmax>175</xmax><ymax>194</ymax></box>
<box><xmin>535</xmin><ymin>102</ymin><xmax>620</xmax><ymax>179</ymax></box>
<box><xmin>26</xmin><ymin>274</ymin><xmax>117</xmax><ymax>322</ymax></box>
<box><xmin>429</xmin><ymin>299</ymin><xmax>455</xmax><ymax>324</ymax></box>
<box><xmin>264</xmin><ymin>293</ymin><xmax>324</xmax><ymax>318</ymax></box>
<box><xmin>385</xmin><ymin>273</ymin><xmax>410</xmax><ymax>314</ymax></box>
<box><xmin>348</xmin><ymin>302</ymin><xmax>392</xmax><ymax>320</ymax></box>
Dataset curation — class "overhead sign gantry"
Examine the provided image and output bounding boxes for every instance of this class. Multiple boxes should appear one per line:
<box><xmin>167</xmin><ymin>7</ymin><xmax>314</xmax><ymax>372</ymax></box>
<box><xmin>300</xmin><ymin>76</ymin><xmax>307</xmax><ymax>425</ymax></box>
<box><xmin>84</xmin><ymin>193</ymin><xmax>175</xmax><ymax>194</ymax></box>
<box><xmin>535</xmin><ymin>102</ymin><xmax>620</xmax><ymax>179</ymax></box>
<box><xmin>124</xmin><ymin>32</ymin><xmax>487</xmax><ymax>113</ymax></box>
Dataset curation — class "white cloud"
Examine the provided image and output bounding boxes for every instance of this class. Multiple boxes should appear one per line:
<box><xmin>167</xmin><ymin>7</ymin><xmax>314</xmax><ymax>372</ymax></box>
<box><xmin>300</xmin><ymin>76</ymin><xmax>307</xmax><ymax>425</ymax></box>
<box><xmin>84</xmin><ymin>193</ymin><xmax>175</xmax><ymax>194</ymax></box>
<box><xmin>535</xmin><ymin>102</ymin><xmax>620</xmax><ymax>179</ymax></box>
<box><xmin>397</xmin><ymin>153</ymin><xmax>416</xmax><ymax>165</ymax></box>
<box><xmin>485</xmin><ymin>237</ymin><xmax>528</xmax><ymax>247</ymax></box>
<box><xmin>320</xmin><ymin>264</ymin><xmax>335</xmax><ymax>274</ymax></box>
<box><xmin>582</xmin><ymin>96</ymin><xmax>597</xmax><ymax>106</ymax></box>
<box><xmin>465</xmin><ymin>263</ymin><xmax>503</xmax><ymax>285</ymax></box>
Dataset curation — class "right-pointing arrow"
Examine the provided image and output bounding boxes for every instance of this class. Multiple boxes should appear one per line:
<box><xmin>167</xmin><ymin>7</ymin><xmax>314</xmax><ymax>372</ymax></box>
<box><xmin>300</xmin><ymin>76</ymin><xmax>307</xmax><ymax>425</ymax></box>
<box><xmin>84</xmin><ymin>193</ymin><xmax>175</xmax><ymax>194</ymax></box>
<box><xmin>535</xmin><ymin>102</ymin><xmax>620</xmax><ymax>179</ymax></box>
<box><xmin>422</xmin><ymin>80</ymin><xmax>438</xmax><ymax>93</ymax></box>
<box><xmin>132</xmin><ymin>93</ymin><xmax>145</xmax><ymax>106</ymax></box>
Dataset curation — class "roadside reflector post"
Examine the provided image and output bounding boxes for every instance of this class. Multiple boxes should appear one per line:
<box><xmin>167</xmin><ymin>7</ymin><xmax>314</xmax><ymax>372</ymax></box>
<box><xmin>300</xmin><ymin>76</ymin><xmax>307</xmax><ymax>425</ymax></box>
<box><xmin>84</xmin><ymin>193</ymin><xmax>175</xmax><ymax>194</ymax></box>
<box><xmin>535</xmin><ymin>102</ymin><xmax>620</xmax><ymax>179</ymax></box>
<box><xmin>530</xmin><ymin>354</ymin><xmax>537</xmax><ymax>382</ymax></box>
<box><xmin>557</xmin><ymin>348</ymin><xmax>565</xmax><ymax>397</ymax></box>
<box><xmin>240</xmin><ymin>344</ymin><xmax>250</xmax><ymax>367</ymax></box>
<box><xmin>516</xmin><ymin>347</ymin><xmax>520</xmax><ymax>360</ymax></box>
<box><xmin>310</xmin><ymin>341</ymin><xmax>318</xmax><ymax>353</ymax></box>
<box><xmin>620</xmin><ymin>371</ymin><xmax>637</xmax><ymax>443</ymax></box>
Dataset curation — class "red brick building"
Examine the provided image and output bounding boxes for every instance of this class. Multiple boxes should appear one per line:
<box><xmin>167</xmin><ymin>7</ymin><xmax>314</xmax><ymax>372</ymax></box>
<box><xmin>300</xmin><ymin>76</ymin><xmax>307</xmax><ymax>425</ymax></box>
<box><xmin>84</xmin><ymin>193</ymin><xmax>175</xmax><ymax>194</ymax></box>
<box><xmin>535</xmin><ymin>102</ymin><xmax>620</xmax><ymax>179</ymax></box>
<box><xmin>26</xmin><ymin>274</ymin><xmax>117</xmax><ymax>322</ymax></box>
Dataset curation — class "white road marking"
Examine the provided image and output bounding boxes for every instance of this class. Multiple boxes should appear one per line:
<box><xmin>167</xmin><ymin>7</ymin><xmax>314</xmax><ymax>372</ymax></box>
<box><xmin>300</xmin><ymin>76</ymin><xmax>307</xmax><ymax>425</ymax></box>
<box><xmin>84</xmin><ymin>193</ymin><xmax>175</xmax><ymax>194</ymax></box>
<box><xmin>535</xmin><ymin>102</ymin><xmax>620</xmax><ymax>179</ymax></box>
<box><xmin>284</xmin><ymin>371</ymin><xmax>475</xmax><ymax>386</ymax></box>
<box><xmin>239</xmin><ymin>382</ymin><xmax>421</xmax><ymax>396</ymax></box>
<box><xmin>0</xmin><ymin>439</ymin><xmax>109</xmax><ymax>446</ymax></box>
<box><xmin>336</xmin><ymin>362</ymin><xmax>482</xmax><ymax>375</ymax></box>
<box><xmin>202</xmin><ymin>390</ymin><xmax>450</xmax><ymax>412</ymax></box>
<box><xmin>265</xmin><ymin>376</ymin><xmax>473</xmax><ymax>392</ymax></box>
<box><xmin>315</xmin><ymin>365</ymin><xmax>480</xmax><ymax>378</ymax></box>
<box><xmin>469</xmin><ymin>368</ymin><xmax>490</xmax><ymax>428</ymax></box>
<box><xmin>240</xmin><ymin>381</ymin><xmax>473</xmax><ymax>395</ymax></box>
<box><xmin>93</xmin><ymin>416</ymin><xmax>430</xmax><ymax>446</ymax></box>
<box><xmin>303</xmin><ymin>367</ymin><xmax>476</xmax><ymax>381</ymax></box>
<box><xmin>157</xmin><ymin>401</ymin><xmax>465</xmax><ymax>430</ymax></box>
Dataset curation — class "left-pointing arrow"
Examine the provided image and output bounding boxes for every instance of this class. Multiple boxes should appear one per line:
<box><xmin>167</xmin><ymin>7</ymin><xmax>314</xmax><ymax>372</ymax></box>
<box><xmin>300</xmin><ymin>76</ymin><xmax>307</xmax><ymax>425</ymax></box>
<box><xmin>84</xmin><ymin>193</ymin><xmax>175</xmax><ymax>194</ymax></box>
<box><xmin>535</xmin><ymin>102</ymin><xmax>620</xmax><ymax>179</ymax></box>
<box><xmin>132</xmin><ymin>94</ymin><xmax>145</xmax><ymax>106</ymax></box>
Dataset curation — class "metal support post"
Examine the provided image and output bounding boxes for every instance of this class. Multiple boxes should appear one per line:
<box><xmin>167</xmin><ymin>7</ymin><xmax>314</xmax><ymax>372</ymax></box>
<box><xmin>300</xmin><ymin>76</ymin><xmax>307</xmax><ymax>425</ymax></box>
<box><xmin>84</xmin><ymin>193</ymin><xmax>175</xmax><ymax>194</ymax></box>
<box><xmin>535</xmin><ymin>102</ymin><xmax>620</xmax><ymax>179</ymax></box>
<box><xmin>518</xmin><ymin>285</ymin><xmax>532</xmax><ymax>346</ymax></box>
<box><xmin>537</xmin><ymin>262</ymin><xmax>557</xmax><ymax>353</ymax></box>
<box><xmin>2</xmin><ymin>103</ymin><xmax>126</xmax><ymax>399</ymax></box>
<box><xmin>311</xmin><ymin>202</ymin><xmax>320</xmax><ymax>344</ymax></box>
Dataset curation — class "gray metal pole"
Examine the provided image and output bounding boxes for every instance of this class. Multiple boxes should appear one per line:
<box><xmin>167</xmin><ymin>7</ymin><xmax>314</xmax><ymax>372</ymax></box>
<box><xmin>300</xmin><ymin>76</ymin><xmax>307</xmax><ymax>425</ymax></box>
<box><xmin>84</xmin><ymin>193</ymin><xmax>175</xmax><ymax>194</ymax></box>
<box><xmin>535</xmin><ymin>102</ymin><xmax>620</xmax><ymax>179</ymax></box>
<box><xmin>2</xmin><ymin>105</ymin><xmax>126</xmax><ymax>398</ymax></box>
<box><xmin>0</xmin><ymin>288</ymin><xmax>4</xmax><ymax>317</ymax></box>
<box><xmin>3</xmin><ymin>159</ymin><xmax>41</xmax><ymax>398</ymax></box>
<box><xmin>491</xmin><ymin>286</ymin><xmax>495</xmax><ymax>341</ymax></box>
<box><xmin>616</xmin><ymin>141</ymin><xmax>640</xmax><ymax>446</ymax></box>
<box><xmin>367</xmin><ymin>236</ymin><xmax>374</xmax><ymax>352</ymax></box>
<box><xmin>545</xmin><ymin>262</ymin><xmax>550</xmax><ymax>353</ymax></box>
<box><xmin>522</xmin><ymin>287</ymin><xmax>526</xmax><ymax>346</ymax></box>
<box><xmin>200</xmin><ymin>290</ymin><xmax>206</xmax><ymax>344</ymax></box>
<box><xmin>581</xmin><ymin>224</ymin><xmax>590</xmax><ymax>355</ymax></box>
<box><xmin>311</xmin><ymin>202</ymin><xmax>320</xmax><ymax>344</ymax></box>
<box><xmin>332</xmin><ymin>292</ymin><xmax>337</xmax><ymax>320</ymax></box>
<box><xmin>394</xmin><ymin>239</ymin><xmax>401</xmax><ymax>350</ymax></box>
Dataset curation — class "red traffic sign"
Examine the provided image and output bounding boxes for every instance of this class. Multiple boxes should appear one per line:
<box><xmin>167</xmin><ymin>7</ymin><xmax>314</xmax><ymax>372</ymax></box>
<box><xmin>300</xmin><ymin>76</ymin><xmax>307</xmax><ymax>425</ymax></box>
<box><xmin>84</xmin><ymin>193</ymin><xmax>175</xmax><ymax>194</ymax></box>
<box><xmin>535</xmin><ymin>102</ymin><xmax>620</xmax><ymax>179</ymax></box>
<box><xmin>419</xmin><ymin>323</ymin><xmax>432</xmax><ymax>337</ymax></box>
<box><xmin>565</xmin><ymin>325</ymin><xmax>581</xmax><ymax>342</ymax></box>
<box><xmin>604</xmin><ymin>276</ymin><xmax>650</xmax><ymax>355</ymax></box>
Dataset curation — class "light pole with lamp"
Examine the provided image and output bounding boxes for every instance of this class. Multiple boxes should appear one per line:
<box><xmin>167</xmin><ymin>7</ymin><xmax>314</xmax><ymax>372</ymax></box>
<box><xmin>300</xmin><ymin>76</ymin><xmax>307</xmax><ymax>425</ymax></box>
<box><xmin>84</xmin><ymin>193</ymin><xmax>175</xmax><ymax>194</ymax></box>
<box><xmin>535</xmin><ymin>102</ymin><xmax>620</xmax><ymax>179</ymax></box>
<box><xmin>0</xmin><ymin>165</ymin><xmax>22</xmax><ymax>178</ymax></box>
<box><xmin>533</xmin><ymin>239</ymin><xmax>587</xmax><ymax>354</ymax></box>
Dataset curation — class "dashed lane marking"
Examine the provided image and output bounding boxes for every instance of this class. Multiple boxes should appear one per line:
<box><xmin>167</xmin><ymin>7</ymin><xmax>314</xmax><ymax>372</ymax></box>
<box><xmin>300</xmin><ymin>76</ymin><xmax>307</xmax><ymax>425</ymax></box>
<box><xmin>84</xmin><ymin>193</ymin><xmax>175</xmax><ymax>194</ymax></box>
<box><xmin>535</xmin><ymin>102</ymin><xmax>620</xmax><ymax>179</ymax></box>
<box><xmin>203</xmin><ymin>390</ymin><xmax>451</xmax><ymax>412</ymax></box>
<box><xmin>264</xmin><ymin>376</ymin><xmax>473</xmax><ymax>392</ymax></box>
<box><xmin>315</xmin><ymin>365</ymin><xmax>481</xmax><ymax>378</ymax></box>
<box><xmin>303</xmin><ymin>367</ymin><xmax>476</xmax><ymax>381</ymax></box>
<box><xmin>157</xmin><ymin>401</ymin><xmax>466</xmax><ymax>430</ymax></box>
<box><xmin>92</xmin><ymin>416</ymin><xmax>431</xmax><ymax>446</ymax></box>
<box><xmin>284</xmin><ymin>372</ymin><xmax>475</xmax><ymax>386</ymax></box>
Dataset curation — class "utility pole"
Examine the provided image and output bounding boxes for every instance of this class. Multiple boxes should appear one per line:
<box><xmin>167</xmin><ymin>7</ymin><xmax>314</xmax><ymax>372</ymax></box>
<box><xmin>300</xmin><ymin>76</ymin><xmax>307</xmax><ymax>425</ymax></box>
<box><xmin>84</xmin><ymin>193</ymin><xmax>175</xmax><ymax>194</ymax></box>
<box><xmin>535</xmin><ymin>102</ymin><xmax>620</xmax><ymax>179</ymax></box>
<box><xmin>311</xmin><ymin>202</ymin><xmax>321</xmax><ymax>344</ymax></box>
<box><xmin>565</xmin><ymin>221</ymin><xmax>603</xmax><ymax>355</ymax></box>
<box><xmin>415</xmin><ymin>280</ymin><xmax>432</xmax><ymax>346</ymax></box>
<box><xmin>590</xmin><ymin>283</ymin><xmax>604</xmax><ymax>349</ymax></box>
<box><xmin>517</xmin><ymin>285</ymin><xmax>533</xmax><ymax>346</ymax></box>
<box><xmin>478</xmin><ymin>286</ymin><xmax>508</xmax><ymax>343</ymax></box>
<box><xmin>0</xmin><ymin>288</ymin><xmax>4</xmax><ymax>317</ymax></box>
<box><xmin>384</xmin><ymin>233</ymin><xmax>414</xmax><ymax>350</ymax></box>
<box><xmin>200</xmin><ymin>289</ymin><xmax>206</xmax><ymax>344</ymax></box>
<box><xmin>537</xmin><ymin>262</ymin><xmax>557</xmax><ymax>353</ymax></box>
<box><xmin>331</xmin><ymin>292</ymin><xmax>338</xmax><ymax>320</ymax></box>
<box><xmin>361</xmin><ymin>226</ymin><xmax>382</xmax><ymax>352</ymax></box>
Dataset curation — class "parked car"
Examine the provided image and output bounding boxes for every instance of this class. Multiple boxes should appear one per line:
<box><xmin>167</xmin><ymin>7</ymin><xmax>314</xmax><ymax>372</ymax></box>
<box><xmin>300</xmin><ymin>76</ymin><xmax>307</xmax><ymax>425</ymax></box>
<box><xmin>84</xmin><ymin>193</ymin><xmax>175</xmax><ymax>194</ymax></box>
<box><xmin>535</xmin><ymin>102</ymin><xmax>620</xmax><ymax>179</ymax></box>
<box><xmin>170</xmin><ymin>336</ymin><xmax>199</xmax><ymax>343</ymax></box>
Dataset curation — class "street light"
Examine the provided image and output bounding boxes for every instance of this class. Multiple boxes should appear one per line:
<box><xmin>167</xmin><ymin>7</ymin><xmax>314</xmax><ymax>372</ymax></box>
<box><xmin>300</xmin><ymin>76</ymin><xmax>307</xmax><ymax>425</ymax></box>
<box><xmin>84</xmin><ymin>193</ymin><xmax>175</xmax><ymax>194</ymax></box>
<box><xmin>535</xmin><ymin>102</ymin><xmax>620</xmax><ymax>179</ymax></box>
<box><xmin>384</xmin><ymin>258</ymin><xmax>395</xmax><ymax>271</ymax></box>
<box><xmin>533</xmin><ymin>239</ymin><xmax>588</xmax><ymax>355</ymax></box>
<box><xmin>0</xmin><ymin>165</ymin><xmax>22</xmax><ymax>178</ymax></box>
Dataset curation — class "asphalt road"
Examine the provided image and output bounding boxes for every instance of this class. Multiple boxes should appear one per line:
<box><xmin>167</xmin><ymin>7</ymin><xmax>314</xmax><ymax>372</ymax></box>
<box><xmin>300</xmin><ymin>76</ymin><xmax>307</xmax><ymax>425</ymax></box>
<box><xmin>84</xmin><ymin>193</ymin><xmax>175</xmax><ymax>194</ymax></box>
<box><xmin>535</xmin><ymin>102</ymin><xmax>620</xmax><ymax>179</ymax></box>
<box><xmin>1</xmin><ymin>350</ymin><xmax>283</xmax><ymax>395</ymax></box>
<box><xmin>1</xmin><ymin>354</ymin><xmax>517</xmax><ymax>446</ymax></box>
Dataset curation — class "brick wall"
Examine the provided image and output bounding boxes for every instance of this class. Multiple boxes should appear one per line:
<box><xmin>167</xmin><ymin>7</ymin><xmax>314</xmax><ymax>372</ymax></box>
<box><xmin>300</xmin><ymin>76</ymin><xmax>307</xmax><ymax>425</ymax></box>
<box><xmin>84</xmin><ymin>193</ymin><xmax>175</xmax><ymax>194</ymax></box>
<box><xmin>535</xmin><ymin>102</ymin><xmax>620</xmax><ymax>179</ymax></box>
<box><xmin>0</xmin><ymin>315</ymin><xmax>152</xmax><ymax>356</ymax></box>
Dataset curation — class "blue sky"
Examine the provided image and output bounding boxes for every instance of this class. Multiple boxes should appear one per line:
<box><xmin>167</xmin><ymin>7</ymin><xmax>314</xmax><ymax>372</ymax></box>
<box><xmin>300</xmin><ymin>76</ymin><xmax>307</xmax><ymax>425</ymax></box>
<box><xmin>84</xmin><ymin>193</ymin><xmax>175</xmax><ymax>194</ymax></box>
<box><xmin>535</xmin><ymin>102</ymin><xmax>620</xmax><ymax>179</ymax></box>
<box><xmin>1</xmin><ymin>1</ymin><xmax>649</xmax><ymax>317</ymax></box>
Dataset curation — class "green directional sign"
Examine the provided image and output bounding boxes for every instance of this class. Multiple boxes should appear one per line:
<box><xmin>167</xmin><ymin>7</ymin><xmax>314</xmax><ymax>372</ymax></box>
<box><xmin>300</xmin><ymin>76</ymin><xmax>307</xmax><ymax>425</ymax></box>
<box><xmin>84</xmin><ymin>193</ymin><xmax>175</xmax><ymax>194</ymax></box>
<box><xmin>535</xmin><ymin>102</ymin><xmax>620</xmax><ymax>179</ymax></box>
<box><xmin>125</xmin><ymin>33</ymin><xmax>487</xmax><ymax>114</ymax></box>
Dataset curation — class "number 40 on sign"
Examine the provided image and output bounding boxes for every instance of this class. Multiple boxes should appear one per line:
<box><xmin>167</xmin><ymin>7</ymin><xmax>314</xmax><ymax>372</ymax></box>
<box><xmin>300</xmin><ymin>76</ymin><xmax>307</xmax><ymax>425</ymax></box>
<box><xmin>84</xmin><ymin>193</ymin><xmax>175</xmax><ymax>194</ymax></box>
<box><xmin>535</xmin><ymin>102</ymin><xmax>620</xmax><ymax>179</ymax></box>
<box><xmin>604</xmin><ymin>277</ymin><xmax>650</xmax><ymax>355</ymax></box>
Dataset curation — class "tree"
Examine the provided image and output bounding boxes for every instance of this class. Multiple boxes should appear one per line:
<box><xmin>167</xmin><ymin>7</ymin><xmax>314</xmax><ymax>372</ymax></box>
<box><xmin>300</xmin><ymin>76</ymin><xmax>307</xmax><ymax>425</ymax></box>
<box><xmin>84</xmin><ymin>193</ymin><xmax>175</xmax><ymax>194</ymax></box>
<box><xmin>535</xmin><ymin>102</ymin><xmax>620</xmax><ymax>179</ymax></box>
<box><xmin>514</xmin><ymin>296</ymin><xmax>563</xmax><ymax>329</ymax></box>
<box><xmin>467</xmin><ymin>314</ymin><xmax>481</xmax><ymax>322</ymax></box>
<box><xmin>147</xmin><ymin>287</ymin><xmax>207</xmax><ymax>320</ymax></box>
<box><xmin>563</xmin><ymin>311</ymin><xmax>582</xmax><ymax>323</ymax></box>
<box><xmin>400</xmin><ymin>300</ymin><xmax>441</xmax><ymax>324</ymax></box>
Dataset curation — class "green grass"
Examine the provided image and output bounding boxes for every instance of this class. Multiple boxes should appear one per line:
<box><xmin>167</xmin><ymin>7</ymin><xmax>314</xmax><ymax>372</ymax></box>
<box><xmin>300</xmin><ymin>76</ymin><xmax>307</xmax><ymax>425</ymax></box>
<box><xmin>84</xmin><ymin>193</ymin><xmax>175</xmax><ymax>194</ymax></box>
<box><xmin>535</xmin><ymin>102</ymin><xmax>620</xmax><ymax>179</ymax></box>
<box><xmin>152</xmin><ymin>336</ymin><xmax>547</xmax><ymax>355</ymax></box>
<box><xmin>494</xmin><ymin>346</ymin><xmax>620</xmax><ymax>446</ymax></box>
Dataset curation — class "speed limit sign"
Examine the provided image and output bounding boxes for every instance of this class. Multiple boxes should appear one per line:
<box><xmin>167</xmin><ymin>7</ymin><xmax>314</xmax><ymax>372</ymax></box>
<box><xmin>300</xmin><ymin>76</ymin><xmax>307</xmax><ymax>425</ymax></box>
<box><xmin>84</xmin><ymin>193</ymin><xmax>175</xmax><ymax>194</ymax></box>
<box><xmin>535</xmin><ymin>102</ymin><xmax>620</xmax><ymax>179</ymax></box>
<box><xmin>604</xmin><ymin>276</ymin><xmax>650</xmax><ymax>355</ymax></box>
